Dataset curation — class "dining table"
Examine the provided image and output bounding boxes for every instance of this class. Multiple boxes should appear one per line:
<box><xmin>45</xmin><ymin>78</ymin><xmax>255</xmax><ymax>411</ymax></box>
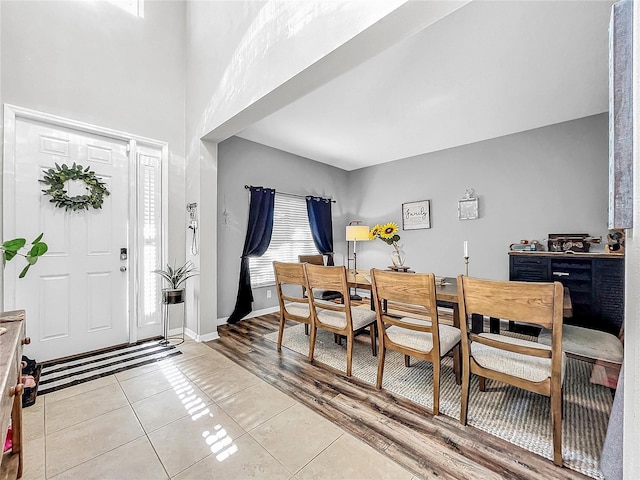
<box><xmin>346</xmin><ymin>269</ymin><xmax>572</xmax><ymax>333</ymax></box>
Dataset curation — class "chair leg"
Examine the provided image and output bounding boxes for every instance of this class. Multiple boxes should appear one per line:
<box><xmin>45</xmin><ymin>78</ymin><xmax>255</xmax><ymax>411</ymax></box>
<box><xmin>277</xmin><ymin>316</ymin><xmax>285</xmax><ymax>352</ymax></box>
<box><xmin>453</xmin><ymin>345</ymin><xmax>461</xmax><ymax>386</ymax></box>
<box><xmin>304</xmin><ymin>324</ymin><xmax>309</xmax><ymax>336</ymax></box>
<box><xmin>346</xmin><ymin>333</ymin><xmax>354</xmax><ymax>377</ymax></box>
<box><xmin>404</xmin><ymin>355</ymin><xmax>411</xmax><ymax>367</ymax></box>
<box><xmin>551</xmin><ymin>387</ymin><xmax>563</xmax><ymax>467</ymax></box>
<box><xmin>376</xmin><ymin>345</ymin><xmax>386</xmax><ymax>389</ymax></box>
<box><xmin>308</xmin><ymin>326</ymin><xmax>317</xmax><ymax>362</ymax></box>
<box><xmin>433</xmin><ymin>361</ymin><xmax>441</xmax><ymax>416</ymax></box>
<box><xmin>334</xmin><ymin>333</ymin><xmax>341</xmax><ymax>345</ymax></box>
<box><xmin>369</xmin><ymin>324</ymin><xmax>377</xmax><ymax>357</ymax></box>
<box><xmin>478</xmin><ymin>376</ymin><xmax>486</xmax><ymax>392</ymax></box>
<box><xmin>460</xmin><ymin>360</ymin><xmax>470</xmax><ymax>425</ymax></box>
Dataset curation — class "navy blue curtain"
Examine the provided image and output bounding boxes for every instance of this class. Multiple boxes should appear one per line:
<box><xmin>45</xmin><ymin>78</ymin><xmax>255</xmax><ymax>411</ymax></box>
<box><xmin>306</xmin><ymin>196</ymin><xmax>335</xmax><ymax>266</ymax></box>
<box><xmin>228</xmin><ymin>186</ymin><xmax>275</xmax><ymax>324</ymax></box>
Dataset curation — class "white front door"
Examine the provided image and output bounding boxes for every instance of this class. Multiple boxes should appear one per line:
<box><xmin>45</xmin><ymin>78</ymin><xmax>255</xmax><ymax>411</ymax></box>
<box><xmin>5</xmin><ymin>116</ymin><xmax>131</xmax><ymax>361</ymax></box>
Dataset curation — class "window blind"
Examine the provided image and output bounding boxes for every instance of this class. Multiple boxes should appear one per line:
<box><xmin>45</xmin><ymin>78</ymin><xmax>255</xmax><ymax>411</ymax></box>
<box><xmin>250</xmin><ymin>194</ymin><xmax>318</xmax><ymax>287</ymax></box>
<box><xmin>139</xmin><ymin>154</ymin><xmax>162</xmax><ymax>325</ymax></box>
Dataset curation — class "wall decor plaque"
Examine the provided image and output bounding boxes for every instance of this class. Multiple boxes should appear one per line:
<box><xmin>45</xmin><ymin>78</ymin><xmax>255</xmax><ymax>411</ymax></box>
<box><xmin>402</xmin><ymin>200</ymin><xmax>431</xmax><ymax>230</ymax></box>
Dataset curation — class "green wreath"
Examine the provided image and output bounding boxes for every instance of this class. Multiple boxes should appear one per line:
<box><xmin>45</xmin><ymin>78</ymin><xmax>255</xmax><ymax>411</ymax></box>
<box><xmin>40</xmin><ymin>163</ymin><xmax>110</xmax><ymax>211</ymax></box>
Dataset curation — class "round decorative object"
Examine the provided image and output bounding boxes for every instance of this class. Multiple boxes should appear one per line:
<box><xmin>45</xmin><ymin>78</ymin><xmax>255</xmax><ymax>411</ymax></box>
<box><xmin>391</xmin><ymin>245</ymin><xmax>406</xmax><ymax>267</ymax></box>
<box><xmin>40</xmin><ymin>163</ymin><xmax>110</xmax><ymax>211</ymax></box>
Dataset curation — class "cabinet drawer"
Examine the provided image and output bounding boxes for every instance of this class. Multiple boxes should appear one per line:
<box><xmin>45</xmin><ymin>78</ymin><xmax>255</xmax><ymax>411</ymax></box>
<box><xmin>511</xmin><ymin>256</ymin><xmax>548</xmax><ymax>266</ymax></box>
<box><xmin>510</xmin><ymin>256</ymin><xmax>550</xmax><ymax>282</ymax></box>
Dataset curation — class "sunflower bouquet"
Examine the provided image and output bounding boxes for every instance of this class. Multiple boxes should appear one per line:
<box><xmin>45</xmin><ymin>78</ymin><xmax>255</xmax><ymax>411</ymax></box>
<box><xmin>369</xmin><ymin>222</ymin><xmax>401</xmax><ymax>249</ymax></box>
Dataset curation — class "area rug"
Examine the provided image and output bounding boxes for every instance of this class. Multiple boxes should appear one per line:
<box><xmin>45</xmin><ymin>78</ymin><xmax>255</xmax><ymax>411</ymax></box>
<box><xmin>38</xmin><ymin>339</ymin><xmax>182</xmax><ymax>396</ymax></box>
<box><xmin>265</xmin><ymin>324</ymin><xmax>613</xmax><ymax>479</ymax></box>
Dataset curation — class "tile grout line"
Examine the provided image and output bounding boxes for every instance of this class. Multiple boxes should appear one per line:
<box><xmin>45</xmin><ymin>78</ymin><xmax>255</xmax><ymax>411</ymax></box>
<box><xmin>121</xmin><ymin>375</ymin><xmax>172</xmax><ymax>480</ymax></box>
<box><xmin>43</xmin><ymin>377</ymin><xmax>147</xmax><ymax>478</ymax></box>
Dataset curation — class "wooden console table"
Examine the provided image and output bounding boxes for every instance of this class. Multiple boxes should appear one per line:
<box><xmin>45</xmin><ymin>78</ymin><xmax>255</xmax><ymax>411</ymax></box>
<box><xmin>0</xmin><ymin>310</ymin><xmax>28</xmax><ymax>479</ymax></box>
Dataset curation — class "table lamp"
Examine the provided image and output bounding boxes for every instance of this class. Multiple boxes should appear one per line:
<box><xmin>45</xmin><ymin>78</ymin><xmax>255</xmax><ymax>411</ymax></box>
<box><xmin>346</xmin><ymin>223</ymin><xmax>370</xmax><ymax>300</ymax></box>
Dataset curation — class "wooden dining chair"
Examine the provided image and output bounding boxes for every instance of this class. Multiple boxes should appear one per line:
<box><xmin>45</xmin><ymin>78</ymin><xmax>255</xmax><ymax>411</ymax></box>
<box><xmin>303</xmin><ymin>263</ymin><xmax>377</xmax><ymax>376</ymax></box>
<box><xmin>298</xmin><ymin>254</ymin><xmax>343</xmax><ymax>302</ymax></box>
<box><xmin>273</xmin><ymin>261</ymin><xmax>314</xmax><ymax>358</ymax></box>
<box><xmin>457</xmin><ymin>275</ymin><xmax>565</xmax><ymax>466</ymax></box>
<box><xmin>370</xmin><ymin>269</ymin><xmax>461</xmax><ymax>415</ymax></box>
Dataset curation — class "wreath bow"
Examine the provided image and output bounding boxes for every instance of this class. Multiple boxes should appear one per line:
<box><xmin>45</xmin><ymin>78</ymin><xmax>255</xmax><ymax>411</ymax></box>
<box><xmin>40</xmin><ymin>163</ymin><xmax>110</xmax><ymax>211</ymax></box>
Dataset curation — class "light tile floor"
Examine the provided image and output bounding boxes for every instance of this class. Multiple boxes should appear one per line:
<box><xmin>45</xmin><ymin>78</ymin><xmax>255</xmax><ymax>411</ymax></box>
<box><xmin>21</xmin><ymin>339</ymin><xmax>419</xmax><ymax>479</ymax></box>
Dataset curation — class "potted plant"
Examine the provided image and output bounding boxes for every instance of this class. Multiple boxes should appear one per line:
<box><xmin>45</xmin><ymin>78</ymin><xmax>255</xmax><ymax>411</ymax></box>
<box><xmin>153</xmin><ymin>260</ymin><xmax>199</xmax><ymax>304</ymax></box>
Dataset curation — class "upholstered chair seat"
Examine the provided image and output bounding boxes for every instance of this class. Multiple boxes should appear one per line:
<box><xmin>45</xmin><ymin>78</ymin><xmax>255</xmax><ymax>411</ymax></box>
<box><xmin>471</xmin><ymin>333</ymin><xmax>566</xmax><ymax>383</ymax></box>
<box><xmin>316</xmin><ymin>307</ymin><xmax>376</xmax><ymax>331</ymax></box>
<box><xmin>283</xmin><ymin>303</ymin><xmax>312</xmax><ymax>318</ymax></box>
<box><xmin>538</xmin><ymin>325</ymin><xmax>623</xmax><ymax>365</ymax></box>
<box><xmin>385</xmin><ymin>318</ymin><xmax>461</xmax><ymax>355</ymax></box>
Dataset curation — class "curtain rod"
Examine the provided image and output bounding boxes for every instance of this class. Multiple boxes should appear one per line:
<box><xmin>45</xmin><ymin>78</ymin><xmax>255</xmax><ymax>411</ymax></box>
<box><xmin>244</xmin><ymin>185</ymin><xmax>336</xmax><ymax>203</ymax></box>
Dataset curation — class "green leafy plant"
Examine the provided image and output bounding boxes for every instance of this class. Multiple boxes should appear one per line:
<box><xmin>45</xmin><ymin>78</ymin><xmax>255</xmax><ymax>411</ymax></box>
<box><xmin>40</xmin><ymin>163</ymin><xmax>110</xmax><ymax>211</ymax></box>
<box><xmin>2</xmin><ymin>233</ymin><xmax>48</xmax><ymax>278</ymax></box>
<box><xmin>153</xmin><ymin>261</ymin><xmax>199</xmax><ymax>290</ymax></box>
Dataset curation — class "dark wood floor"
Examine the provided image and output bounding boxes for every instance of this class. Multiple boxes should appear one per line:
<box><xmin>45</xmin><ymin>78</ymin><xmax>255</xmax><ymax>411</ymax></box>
<box><xmin>206</xmin><ymin>313</ymin><xmax>590</xmax><ymax>480</ymax></box>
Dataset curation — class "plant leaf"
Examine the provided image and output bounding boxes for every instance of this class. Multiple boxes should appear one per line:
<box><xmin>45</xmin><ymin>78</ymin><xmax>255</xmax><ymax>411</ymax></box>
<box><xmin>29</xmin><ymin>242</ymin><xmax>48</xmax><ymax>257</ymax></box>
<box><xmin>3</xmin><ymin>238</ymin><xmax>26</xmax><ymax>250</ymax></box>
<box><xmin>19</xmin><ymin>264</ymin><xmax>30</xmax><ymax>278</ymax></box>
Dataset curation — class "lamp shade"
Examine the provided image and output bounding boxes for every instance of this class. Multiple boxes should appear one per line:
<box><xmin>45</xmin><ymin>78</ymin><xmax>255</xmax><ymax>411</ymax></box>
<box><xmin>346</xmin><ymin>225</ymin><xmax>370</xmax><ymax>241</ymax></box>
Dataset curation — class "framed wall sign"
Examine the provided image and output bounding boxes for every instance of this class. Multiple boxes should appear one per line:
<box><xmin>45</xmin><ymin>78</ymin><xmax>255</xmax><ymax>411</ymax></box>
<box><xmin>402</xmin><ymin>200</ymin><xmax>431</xmax><ymax>230</ymax></box>
<box><xmin>458</xmin><ymin>188</ymin><xmax>479</xmax><ymax>220</ymax></box>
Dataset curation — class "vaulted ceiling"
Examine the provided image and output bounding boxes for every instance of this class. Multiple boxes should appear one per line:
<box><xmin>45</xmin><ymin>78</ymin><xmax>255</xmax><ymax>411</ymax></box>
<box><xmin>237</xmin><ymin>1</ymin><xmax>613</xmax><ymax>171</ymax></box>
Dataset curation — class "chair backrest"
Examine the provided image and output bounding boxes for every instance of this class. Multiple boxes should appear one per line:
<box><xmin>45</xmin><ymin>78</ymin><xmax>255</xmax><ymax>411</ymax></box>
<box><xmin>303</xmin><ymin>263</ymin><xmax>353</xmax><ymax>327</ymax></box>
<box><xmin>457</xmin><ymin>275</ymin><xmax>564</xmax><ymax>366</ymax></box>
<box><xmin>298</xmin><ymin>254</ymin><xmax>325</xmax><ymax>266</ymax></box>
<box><xmin>457</xmin><ymin>276</ymin><xmax>563</xmax><ymax>329</ymax></box>
<box><xmin>370</xmin><ymin>269</ymin><xmax>442</xmax><ymax>352</ymax></box>
<box><xmin>273</xmin><ymin>262</ymin><xmax>310</xmax><ymax>318</ymax></box>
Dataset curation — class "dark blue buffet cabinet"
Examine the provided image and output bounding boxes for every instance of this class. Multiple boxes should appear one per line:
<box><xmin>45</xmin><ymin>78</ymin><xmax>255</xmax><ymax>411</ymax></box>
<box><xmin>509</xmin><ymin>252</ymin><xmax>625</xmax><ymax>335</ymax></box>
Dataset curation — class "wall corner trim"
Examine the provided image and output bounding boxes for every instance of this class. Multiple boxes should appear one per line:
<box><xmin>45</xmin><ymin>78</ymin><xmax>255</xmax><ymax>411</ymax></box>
<box><xmin>185</xmin><ymin>327</ymin><xmax>220</xmax><ymax>343</ymax></box>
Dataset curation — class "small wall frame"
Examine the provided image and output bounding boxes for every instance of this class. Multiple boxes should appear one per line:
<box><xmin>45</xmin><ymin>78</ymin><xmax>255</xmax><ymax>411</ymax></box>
<box><xmin>402</xmin><ymin>200</ymin><xmax>431</xmax><ymax>230</ymax></box>
<box><xmin>458</xmin><ymin>189</ymin><xmax>479</xmax><ymax>220</ymax></box>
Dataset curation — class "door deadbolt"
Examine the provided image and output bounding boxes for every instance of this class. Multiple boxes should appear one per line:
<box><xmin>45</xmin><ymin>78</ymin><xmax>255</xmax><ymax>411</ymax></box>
<box><xmin>120</xmin><ymin>247</ymin><xmax>128</xmax><ymax>260</ymax></box>
<box><xmin>120</xmin><ymin>266</ymin><xmax>127</xmax><ymax>272</ymax></box>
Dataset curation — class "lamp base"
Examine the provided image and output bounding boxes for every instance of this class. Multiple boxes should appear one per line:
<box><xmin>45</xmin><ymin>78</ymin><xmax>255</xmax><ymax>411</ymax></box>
<box><xmin>350</xmin><ymin>294</ymin><xmax>362</xmax><ymax>301</ymax></box>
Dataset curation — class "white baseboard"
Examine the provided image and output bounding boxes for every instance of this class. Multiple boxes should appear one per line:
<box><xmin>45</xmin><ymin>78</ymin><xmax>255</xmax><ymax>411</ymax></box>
<box><xmin>183</xmin><ymin>327</ymin><xmax>220</xmax><ymax>342</ymax></box>
<box><xmin>217</xmin><ymin>305</ymin><xmax>280</xmax><ymax>326</ymax></box>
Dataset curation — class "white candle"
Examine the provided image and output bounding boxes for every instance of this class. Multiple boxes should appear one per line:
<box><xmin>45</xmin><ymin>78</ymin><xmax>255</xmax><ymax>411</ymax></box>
<box><xmin>464</xmin><ymin>240</ymin><xmax>468</xmax><ymax>257</ymax></box>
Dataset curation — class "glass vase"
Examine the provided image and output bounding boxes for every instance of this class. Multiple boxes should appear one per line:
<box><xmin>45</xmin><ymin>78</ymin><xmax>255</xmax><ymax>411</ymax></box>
<box><xmin>391</xmin><ymin>244</ymin><xmax>406</xmax><ymax>267</ymax></box>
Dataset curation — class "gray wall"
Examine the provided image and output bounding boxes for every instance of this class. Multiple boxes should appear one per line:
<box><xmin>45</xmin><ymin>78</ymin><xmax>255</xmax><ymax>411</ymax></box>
<box><xmin>217</xmin><ymin>137</ymin><xmax>350</xmax><ymax>318</ymax></box>
<box><xmin>219</xmin><ymin>114</ymin><xmax>608</xmax><ymax>319</ymax></box>
<box><xmin>349</xmin><ymin>113</ymin><xmax>609</xmax><ymax>280</ymax></box>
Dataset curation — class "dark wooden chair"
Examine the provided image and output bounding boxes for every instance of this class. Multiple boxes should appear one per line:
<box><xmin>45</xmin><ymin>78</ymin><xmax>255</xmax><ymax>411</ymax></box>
<box><xmin>298</xmin><ymin>254</ymin><xmax>343</xmax><ymax>302</ymax></box>
<box><xmin>370</xmin><ymin>269</ymin><xmax>461</xmax><ymax>415</ymax></box>
<box><xmin>273</xmin><ymin>261</ymin><xmax>314</xmax><ymax>358</ymax></box>
<box><xmin>304</xmin><ymin>263</ymin><xmax>376</xmax><ymax>377</ymax></box>
<box><xmin>457</xmin><ymin>275</ymin><xmax>565</xmax><ymax>466</ymax></box>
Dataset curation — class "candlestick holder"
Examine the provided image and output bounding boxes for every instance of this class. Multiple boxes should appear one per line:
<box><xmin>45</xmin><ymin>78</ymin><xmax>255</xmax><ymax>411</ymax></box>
<box><xmin>464</xmin><ymin>256</ymin><xmax>469</xmax><ymax>277</ymax></box>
